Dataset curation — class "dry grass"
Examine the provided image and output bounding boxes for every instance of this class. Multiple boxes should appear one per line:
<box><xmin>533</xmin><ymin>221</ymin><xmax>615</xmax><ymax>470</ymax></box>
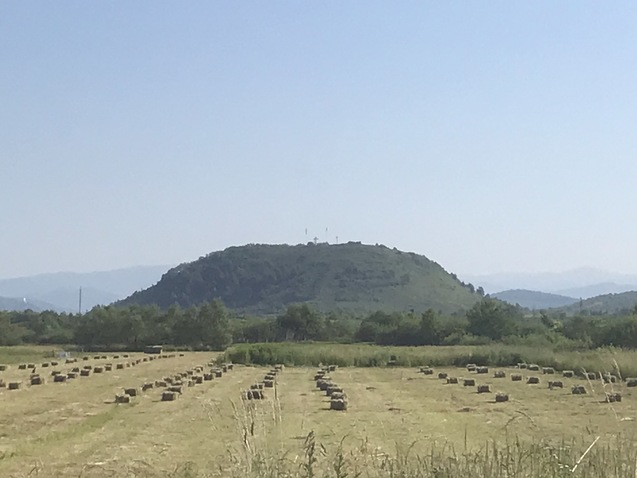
<box><xmin>1</xmin><ymin>352</ymin><xmax>637</xmax><ymax>477</ymax></box>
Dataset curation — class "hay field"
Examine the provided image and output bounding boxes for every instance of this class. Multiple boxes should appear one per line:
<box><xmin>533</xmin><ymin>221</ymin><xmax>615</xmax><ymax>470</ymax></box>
<box><xmin>1</xmin><ymin>352</ymin><xmax>637</xmax><ymax>477</ymax></box>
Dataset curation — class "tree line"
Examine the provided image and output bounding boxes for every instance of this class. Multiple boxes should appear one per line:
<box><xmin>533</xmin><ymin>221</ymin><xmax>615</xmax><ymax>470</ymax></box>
<box><xmin>2</xmin><ymin>298</ymin><xmax>637</xmax><ymax>350</ymax></box>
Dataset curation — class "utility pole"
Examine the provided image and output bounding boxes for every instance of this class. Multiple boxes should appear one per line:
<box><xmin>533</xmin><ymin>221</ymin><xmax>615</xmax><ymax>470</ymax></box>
<box><xmin>78</xmin><ymin>287</ymin><xmax>82</xmax><ymax>316</ymax></box>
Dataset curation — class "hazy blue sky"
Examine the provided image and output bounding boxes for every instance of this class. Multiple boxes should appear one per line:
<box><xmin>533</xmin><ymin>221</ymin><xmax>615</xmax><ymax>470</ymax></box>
<box><xmin>2</xmin><ymin>2</ymin><xmax>637</xmax><ymax>279</ymax></box>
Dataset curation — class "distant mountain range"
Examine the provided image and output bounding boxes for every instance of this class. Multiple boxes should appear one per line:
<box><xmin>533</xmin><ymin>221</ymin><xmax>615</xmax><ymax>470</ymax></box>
<box><xmin>461</xmin><ymin>268</ymin><xmax>637</xmax><ymax>299</ymax></box>
<box><xmin>119</xmin><ymin>243</ymin><xmax>482</xmax><ymax>315</ymax></box>
<box><xmin>0</xmin><ymin>296</ymin><xmax>61</xmax><ymax>313</ymax></box>
<box><xmin>491</xmin><ymin>289</ymin><xmax>578</xmax><ymax>310</ymax></box>
<box><xmin>0</xmin><ymin>265</ymin><xmax>170</xmax><ymax>313</ymax></box>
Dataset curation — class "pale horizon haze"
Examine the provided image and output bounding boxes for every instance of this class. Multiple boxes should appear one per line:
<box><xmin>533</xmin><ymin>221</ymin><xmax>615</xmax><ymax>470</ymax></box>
<box><xmin>2</xmin><ymin>2</ymin><xmax>637</xmax><ymax>280</ymax></box>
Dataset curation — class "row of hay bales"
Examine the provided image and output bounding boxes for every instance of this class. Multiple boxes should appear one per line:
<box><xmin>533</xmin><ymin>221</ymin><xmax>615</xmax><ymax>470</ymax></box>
<box><xmin>515</xmin><ymin>362</ymin><xmax>631</xmax><ymax>385</ymax></box>
<box><xmin>315</xmin><ymin>365</ymin><xmax>347</xmax><ymax>411</ymax></box>
<box><xmin>0</xmin><ymin>353</ymin><xmax>182</xmax><ymax>392</ymax></box>
<box><xmin>418</xmin><ymin>364</ymin><xmax>625</xmax><ymax>403</ymax></box>
<box><xmin>115</xmin><ymin>361</ymin><xmax>234</xmax><ymax>403</ymax></box>
<box><xmin>242</xmin><ymin>364</ymin><xmax>284</xmax><ymax>400</ymax></box>
<box><xmin>1</xmin><ymin>352</ymin><xmax>185</xmax><ymax>375</ymax></box>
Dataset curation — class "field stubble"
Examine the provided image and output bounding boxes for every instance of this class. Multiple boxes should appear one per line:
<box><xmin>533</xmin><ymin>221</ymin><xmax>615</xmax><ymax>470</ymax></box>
<box><xmin>2</xmin><ymin>347</ymin><xmax>637</xmax><ymax>477</ymax></box>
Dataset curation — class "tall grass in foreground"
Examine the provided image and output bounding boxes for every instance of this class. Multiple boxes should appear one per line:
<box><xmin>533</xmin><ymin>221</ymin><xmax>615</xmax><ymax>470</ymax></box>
<box><xmin>224</xmin><ymin>342</ymin><xmax>637</xmax><ymax>378</ymax></box>
<box><xmin>188</xmin><ymin>396</ymin><xmax>637</xmax><ymax>478</ymax></box>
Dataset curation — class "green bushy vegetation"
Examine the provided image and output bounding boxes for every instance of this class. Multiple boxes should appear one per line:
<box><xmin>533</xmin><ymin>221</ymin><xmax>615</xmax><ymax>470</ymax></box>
<box><xmin>4</xmin><ymin>296</ymin><xmax>637</xmax><ymax>356</ymax></box>
<box><xmin>118</xmin><ymin>242</ymin><xmax>482</xmax><ymax>314</ymax></box>
<box><xmin>225</xmin><ymin>341</ymin><xmax>637</xmax><ymax>378</ymax></box>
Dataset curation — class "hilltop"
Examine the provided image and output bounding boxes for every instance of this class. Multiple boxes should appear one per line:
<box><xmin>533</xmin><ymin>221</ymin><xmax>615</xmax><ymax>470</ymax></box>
<box><xmin>492</xmin><ymin>289</ymin><xmax>578</xmax><ymax>310</ymax></box>
<box><xmin>553</xmin><ymin>291</ymin><xmax>637</xmax><ymax>316</ymax></box>
<box><xmin>119</xmin><ymin>243</ymin><xmax>481</xmax><ymax>315</ymax></box>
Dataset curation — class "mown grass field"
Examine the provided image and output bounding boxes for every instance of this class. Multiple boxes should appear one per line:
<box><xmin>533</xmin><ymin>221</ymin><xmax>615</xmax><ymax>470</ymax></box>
<box><xmin>1</xmin><ymin>345</ymin><xmax>637</xmax><ymax>477</ymax></box>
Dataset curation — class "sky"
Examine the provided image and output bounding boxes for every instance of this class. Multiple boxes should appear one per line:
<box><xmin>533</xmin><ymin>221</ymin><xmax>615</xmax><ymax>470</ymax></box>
<box><xmin>2</xmin><ymin>2</ymin><xmax>637</xmax><ymax>279</ymax></box>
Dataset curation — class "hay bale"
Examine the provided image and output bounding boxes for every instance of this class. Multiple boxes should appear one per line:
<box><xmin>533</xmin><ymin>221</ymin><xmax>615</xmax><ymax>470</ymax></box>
<box><xmin>318</xmin><ymin>380</ymin><xmax>332</xmax><ymax>391</ymax></box>
<box><xmin>314</xmin><ymin>372</ymin><xmax>326</xmax><ymax>380</ymax></box>
<box><xmin>142</xmin><ymin>382</ymin><xmax>154</xmax><ymax>391</ymax></box>
<box><xmin>528</xmin><ymin>364</ymin><xmax>540</xmax><ymax>371</ymax></box>
<box><xmin>466</xmin><ymin>363</ymin><xmax>477</xmax><ymax>372</ymax></box>
<box><xmin>53</xmin><ymin>374</ymin><xmax>67</xmax><ymax>383</ymax></box>
<box><xmin>67</xmin><ymin>372</ymin><xmax>78</xmax><ymax>379</ymax></box>
<box><xmin>93</xmin><ymin>356</ymin><xmax>101</xmax><ymax>360</ymax></box>
<box><xmin>264</xmin><ymin>379</ymin><xmax>274</xmax><ymax>388</ymax></box>
<box><xmin>123</xmin><ymin>354</ymin><xmax>129</xmax><ymax>358</ymax></box>
<box><xmin>476</xmin><ymin>367</ymin><xmax>489</xmax><ymax>374</ymax></box>
<box><xmin>83</xmin><ymin>365</ymin><xmax>92</xmax><ymax>370</ymax></box>
<box><xmin>328</xmin><ymin>365</ymin><xmax>338</xmax><ymax>372</ymax></box>
<box><xmin>605</xmin><ymin>392</ymin><xmax>622</xmax><ymax>403</ymax></box>
<box><xmin>517</xmin><ymin>363</ymin><xmax>527</xmax><ymax>369</ymax></box>
<box><xmin>511</xmin><ymin>374</ymin><xmax>522</xmax><ymax>381</ymax></box>
<box><xmin>542</xmin><ymin>367</ymin><xmax>555</xmax><ymax>374</ymax></box>
<box><xmin>330</xmin><ymin>398</ymin><xmax>348</xmax><ymax>411</ymax></box>
<box><xmin>562</xmin><ymin>370</ymin><xmax>575</xmax><ymax>378</ymax></box>
<box><xmin>495</xmin><ymin>392</ymin><xmax>509</xmax><ymax>402</ymax></box>
<box><xmin>41</xmin><ymin>362</ymin><xmax>50</xmax><ymax>368</ymax></box>
<box><xmin>83</xmin><ymin>357</ymin><xmax>89</xmax><ymax>361</ymax></box>
<box><xmin>227</xmin><ymin>363</ymin><xmax>235</xmax><ymax>370</ymax></box>
<box><xmin>214</xmin><ymin>370</ymin><xmax>223</xmax><ymax>378</ymax></box>
<box><xmin>168</xmin><ymin>385</ymin><xmax>183</xmax><ymax>394</ymax></box>
<box><xmin>438</xmin><ymin>372</ymin><xmax>448</xmax><ymax>379</ymax></box>
<box><xmin>155</xmin><ymin>380</ymin><xmax>168</xmax><ymax>387</ymax></box>
<box><xmin>548</xmin><ymin>381</ymin><xmax>563</xmax><ymax>389</ymax></box>
<box><xmin>203</xmin><ymin>373</ymin><xmax>213</xmax><ymax>381</ymax></box>
<box><xmin>162</xmin><ymin>391</ymin><xmax>178</xmax><ymax>401</ymax></box>
<box><xmin>477</xmin><ymin>384</ymin><xmax>491</xmax><ymax>393</ymax></box>
<box><xmin>8</xmin><ymin>381</ymin><xmax>22</xmax><ymax>390</ymax></box>
<box><xmin>603</xmin><ymin>374</ymin><xmax>617</xmax><ymax>384</ymax></box>
<box><xmin>80</xmin><ymin>369</ymin><xmax>91</xmax><ymax>377</ymax></box>
<box><xmin>327</xmin><ymin>385</ymin><xmax>344</xmax><ymax>396</ymax></box>
<box><xmin>246</xmin><ymin>389</ymin><xmax>264</xmax><ymax>400</ymax></box>
<box><xmin>494</xmin><ymin>371</ymin><xmax>506</xmax><ymax>378</ymax></box>
<box><xmin>179</xmin><ymin>353</ymin><xmax>185</xmax><ymax>357</ymax></box>
<box><xmin>115</xmin><ymin>394</ymin><xmax>131</xmax><ymax>403</ymax></box>
<box><xmin>626</xmin><ymin>378</ymin><xmax>637</xmax><ymax>387</ymax></box>
<box><xmin>463</xmin><ymin>378</ymin><xmax>476</xmax><ymax>386</ymax></box>
<box><xmin>113</xmin><ymin>355</ymin><xmax>120</xmax><ymax>359</ymax></box>
<box><xmin>104</xmin><ymin>364</ymin><xmax>112</xmax><ymax>372</ymax></box>
<box><xmin>71</xmin><ymin>367</ymin><xmax>80</xmax><ymax>372</ymax></box>
<box><xmin>18</xmin><ymin>364</ymin><xmax>27</xmax><ymax>370</ymax></box>
<box><xmin>94</xmin><ymin>366</ymin><xmax>104</xmax><ymax>373</ymax></box>
<box><xmin>584</xmin><ymin>372</ymin><xmax>596</xmax><ymax>380</ymax></box>
<box><xmin>446</xmin><ymin>377</ymin><xmax>459</xmax><ymax>384</ymax></box>
<box><xmin>124</xmin><ymin>387</ymin><xmax>139</xmax><ymax>397</ymax></box>
<box><xmin>526</xmin><ymin>376</ymin><xmax>540</xmax><ymax>384</ymax></box>
<box><xmin>27</xmin><ymin>363</ymin><xmax>36</xmax><ymax>369</ymax></box>
<box><xmin>51</xmin><ymin>370</ymin><xmax>62</xmax><ymax>376</ymax></box>
<box><xmin>116</xmin><ymin>363</ymin><xmax>125</xmax><ymax>370</ymax></box>
<box><xmin>0</xmin><ymin>364</ymin><xmax>9</xmax><ymax>371</ymax></box>
<box><xmin>30</xmin><ymin>375</ymin><xmax>45</xmax><ymax>385</ymax></box>
<box><xmin>65</xmin><ymin>359</ymin><xmax>74</xmax><ymax>364</ymax></box>
<box><xmin>571</xmin><ymin>385</ymin><xmax>587</xmax><ymax>395</ymax></box>
<box><xmin>422</xmin><ymin>368</ymin><xmax>434</xmax><ymax>375</ymax></box>
<box><xmin>194</xmin><ymin>376</ymin><xmax>203</xmax><ymax>384</ymax></box>
<box><xmin>331</xmin><ymin>392</ymin><xmax>346</xmax><ymax>400</ymax></box>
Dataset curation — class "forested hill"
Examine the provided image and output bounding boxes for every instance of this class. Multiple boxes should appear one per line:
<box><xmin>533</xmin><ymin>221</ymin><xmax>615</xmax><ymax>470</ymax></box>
<box><xmin>119</xmin><ymin>243</ymin><xmax>482</xmax><ymax>315</ymax></box>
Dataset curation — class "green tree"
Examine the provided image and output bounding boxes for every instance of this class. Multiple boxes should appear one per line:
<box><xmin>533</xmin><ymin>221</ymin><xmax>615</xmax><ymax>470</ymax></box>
<box><xmin>466</xmin><ymin>298</ymin><xmax>518</xmax><ymax>340</ymax></box>
<box><xmin>276</xmin><ymin>304</ymin><xmax>324</xmax><ymax>341</ymax></box>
